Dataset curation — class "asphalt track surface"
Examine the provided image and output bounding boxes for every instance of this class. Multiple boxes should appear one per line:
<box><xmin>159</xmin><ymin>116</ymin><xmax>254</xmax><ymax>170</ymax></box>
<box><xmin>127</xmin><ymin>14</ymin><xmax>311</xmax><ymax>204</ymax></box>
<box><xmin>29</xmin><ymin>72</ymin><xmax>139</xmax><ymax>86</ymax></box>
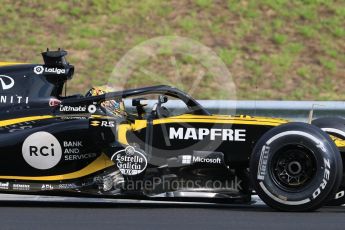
<box><xmin>0</xmin><ymin>195</ymin><xmax>344</xmax><ymax>230</ymax></box>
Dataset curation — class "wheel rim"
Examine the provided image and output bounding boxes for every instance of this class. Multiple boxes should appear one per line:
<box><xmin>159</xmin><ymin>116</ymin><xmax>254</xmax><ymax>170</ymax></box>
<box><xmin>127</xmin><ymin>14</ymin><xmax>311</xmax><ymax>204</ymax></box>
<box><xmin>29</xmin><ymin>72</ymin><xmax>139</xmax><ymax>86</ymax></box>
<box><xmin>270</xmin><ymin>146</ymin><xmax>317</xmax><ymax>190</ymax></box>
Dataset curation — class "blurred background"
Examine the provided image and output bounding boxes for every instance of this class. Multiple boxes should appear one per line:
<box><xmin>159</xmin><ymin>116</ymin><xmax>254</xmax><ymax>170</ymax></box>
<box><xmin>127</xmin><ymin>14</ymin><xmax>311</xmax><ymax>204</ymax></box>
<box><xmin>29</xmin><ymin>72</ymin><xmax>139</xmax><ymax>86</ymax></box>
<box><xmin>0</xmin><ymin>0</ymin><xmax>343</xmax><ymax>100</ymax></box>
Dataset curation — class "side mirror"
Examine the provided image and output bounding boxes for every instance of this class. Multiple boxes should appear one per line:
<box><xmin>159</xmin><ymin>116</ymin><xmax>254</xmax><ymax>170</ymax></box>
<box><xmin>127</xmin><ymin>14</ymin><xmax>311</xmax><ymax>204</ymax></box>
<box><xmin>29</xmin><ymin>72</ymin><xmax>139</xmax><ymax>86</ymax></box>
<box><xmin>158</xmin><ymin>95</ymin><xmax>168</xmax><ymax>104</ymax></box>
<box><xmin>132</xmin><ymin>98</ymin><xmax>148</xmax><ymax>119</ymax></box>
<box><xmin>132</xmin><ymin>98</ymin><xmax>148</xmax><ymax>107</ymax></box>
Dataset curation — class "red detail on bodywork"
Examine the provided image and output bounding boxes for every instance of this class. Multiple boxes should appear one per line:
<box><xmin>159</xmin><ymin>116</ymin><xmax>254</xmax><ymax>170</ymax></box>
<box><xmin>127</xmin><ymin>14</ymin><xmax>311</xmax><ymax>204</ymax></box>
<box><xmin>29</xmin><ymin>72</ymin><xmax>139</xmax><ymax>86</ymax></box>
<box><xmin>49</xmin><ymin>98</ymin><xmax>61</xmax><ymax>107</ymax></box>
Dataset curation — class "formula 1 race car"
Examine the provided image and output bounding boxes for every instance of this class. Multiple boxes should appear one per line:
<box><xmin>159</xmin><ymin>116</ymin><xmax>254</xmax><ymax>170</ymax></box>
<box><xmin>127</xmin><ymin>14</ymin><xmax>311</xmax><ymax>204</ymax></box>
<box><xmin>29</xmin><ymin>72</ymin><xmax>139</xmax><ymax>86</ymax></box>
<box><xmin>0</xmin><ymin>49</ymin><xmax>345</xmax><ymax>211</ymax></box>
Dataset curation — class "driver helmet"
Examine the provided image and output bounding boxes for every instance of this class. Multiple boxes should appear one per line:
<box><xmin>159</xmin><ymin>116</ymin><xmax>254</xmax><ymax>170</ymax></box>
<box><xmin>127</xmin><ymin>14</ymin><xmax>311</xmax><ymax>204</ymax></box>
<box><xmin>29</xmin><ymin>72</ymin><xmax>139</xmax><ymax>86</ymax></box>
<box><xmin>86</xmin><ymin>86</ymin><xmax>125</xmax><ymax>116</ymax></box>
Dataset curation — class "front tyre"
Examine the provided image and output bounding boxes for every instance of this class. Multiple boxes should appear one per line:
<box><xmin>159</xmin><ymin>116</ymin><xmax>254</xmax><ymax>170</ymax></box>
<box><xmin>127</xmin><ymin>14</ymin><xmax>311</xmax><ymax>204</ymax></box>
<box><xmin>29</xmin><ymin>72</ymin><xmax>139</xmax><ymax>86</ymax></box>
<box><xmin>250</xmin><ymin>123</ymin><xmax>342</xmax><ymax>211</ymax></box>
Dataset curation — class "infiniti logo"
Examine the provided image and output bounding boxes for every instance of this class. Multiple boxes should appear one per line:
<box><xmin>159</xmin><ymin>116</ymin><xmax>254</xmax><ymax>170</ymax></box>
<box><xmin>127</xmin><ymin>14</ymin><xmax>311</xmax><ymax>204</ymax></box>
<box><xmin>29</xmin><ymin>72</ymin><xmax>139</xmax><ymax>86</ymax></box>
<box><xmin>0</xmin><ymin>75</ymin><xmax>15</xmax><ymax>90</ymax></box>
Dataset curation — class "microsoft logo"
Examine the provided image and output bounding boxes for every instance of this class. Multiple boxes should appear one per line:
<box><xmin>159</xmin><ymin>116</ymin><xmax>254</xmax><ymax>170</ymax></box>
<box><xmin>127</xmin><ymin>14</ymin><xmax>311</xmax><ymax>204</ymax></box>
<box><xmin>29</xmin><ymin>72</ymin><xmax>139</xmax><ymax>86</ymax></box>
<box><xmin>181</xmin><ymin>155</ymin><xmax>192</xmax><ymax>164</ymax></box>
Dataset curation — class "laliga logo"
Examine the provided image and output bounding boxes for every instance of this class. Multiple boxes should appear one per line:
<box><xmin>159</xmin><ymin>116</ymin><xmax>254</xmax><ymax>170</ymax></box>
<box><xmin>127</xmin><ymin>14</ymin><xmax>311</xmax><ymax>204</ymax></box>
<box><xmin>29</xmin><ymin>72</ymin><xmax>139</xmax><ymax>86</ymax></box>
<box><xmin>34</xmin><ymin>66</ymin><xmax>66</xmax><ymax>75</ymax></box>
<box><xmin>33</xmin><ymin>66</ymin><xmax>44</xmax><ymax>75</ymax></box>
<box><xmin>0</xmin><ymin>75</ymin><xmax>15</xmax><ymax>90</ymax></box>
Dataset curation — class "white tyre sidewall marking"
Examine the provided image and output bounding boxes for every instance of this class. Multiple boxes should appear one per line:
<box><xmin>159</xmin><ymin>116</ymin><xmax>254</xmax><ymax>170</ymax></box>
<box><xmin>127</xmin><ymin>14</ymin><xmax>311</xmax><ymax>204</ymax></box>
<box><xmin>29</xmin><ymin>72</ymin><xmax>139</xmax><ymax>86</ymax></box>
<box><xmin>257</xmin><ymin>130</ymin><xmax>330</xmax><ymax>205</ymax></box>
<box><xmin>259</xmin><ymin>182</ymin><xmax>311</xmax><ymax>205</ymax></box>
<box><xmin>322</xmin><ymin>128</ymin><xmax>345</xmax><ymax>139</ymax></box>
<box><xmin>335</xmin><ymin>190</ymin><xmax>345</xmax><ymax>200</ymax></box>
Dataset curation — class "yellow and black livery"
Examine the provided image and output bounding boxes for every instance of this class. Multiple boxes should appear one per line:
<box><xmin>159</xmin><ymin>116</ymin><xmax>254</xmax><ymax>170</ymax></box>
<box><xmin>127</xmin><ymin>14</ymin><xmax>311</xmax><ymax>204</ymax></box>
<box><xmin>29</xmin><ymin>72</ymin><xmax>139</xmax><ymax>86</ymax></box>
<box><xmin>1</xmin><ymin>50</ymin><xmax>345</xmax><ymax>212</ymax></box>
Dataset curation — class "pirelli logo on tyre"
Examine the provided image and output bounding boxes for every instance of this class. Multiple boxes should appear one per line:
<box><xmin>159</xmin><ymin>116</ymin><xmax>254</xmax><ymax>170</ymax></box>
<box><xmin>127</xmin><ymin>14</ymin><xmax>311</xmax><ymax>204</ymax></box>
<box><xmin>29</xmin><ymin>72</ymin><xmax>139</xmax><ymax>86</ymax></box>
<box><xmin>257</xmin><ymin>145</ymin><xmax>270</xmax><ymax>180</ymax></box>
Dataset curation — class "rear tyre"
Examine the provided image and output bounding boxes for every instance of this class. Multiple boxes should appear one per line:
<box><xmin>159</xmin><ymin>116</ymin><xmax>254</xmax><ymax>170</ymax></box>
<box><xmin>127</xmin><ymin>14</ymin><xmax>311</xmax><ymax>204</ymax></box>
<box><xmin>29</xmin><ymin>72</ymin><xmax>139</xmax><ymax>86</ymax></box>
<box><xmin>312</xmin><ymin>117</ymin><xmax>345</xmax><ymax>139</ymax></box>
<box><xmin>313</xmin><ymin>117</ymin><xmax>345</xmax><ymax>206</ymax></box>
<box><xmin>250</xmin><ymin>122</ymin><xmax>342</xmax><ymax>211</ymax></box>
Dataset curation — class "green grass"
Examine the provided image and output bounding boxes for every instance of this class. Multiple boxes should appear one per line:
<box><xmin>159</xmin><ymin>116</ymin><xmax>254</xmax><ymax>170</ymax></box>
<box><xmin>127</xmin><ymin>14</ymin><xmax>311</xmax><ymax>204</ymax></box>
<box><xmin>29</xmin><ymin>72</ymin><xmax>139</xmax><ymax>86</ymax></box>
<box><xmin>320</xmin><ymin>58</ymin><xmax>337</xmax><ymax>72</ymax></box>
<box><xmin>297</xmin><ymin>25</ymin><xmax>316</xmax><ymax>38</ymax></box>
<box><xmin>195</xmin><ymin>0</ymin><xmax>213</xmax><ymax>8</ymax></box>
<box><xmin>218</xmin><ymin>48</ymin><xmax>238</xmax><ymax>65</ymax></box>
<box><xmin>179</xmin><ymin>17</ymin><xmax>198</xmax><ymax>31</ymax></box>
<box><xmin>296</xmin><ymin>66</ymin><xmax>311</xmax><ymax>79</ymax></box>
<box><xmin>272</xmin><ymin>33</ymin><xmax>287</xmax><ymax>45</ymax></box>
<box><xmin>0</xmin><ymin>0</ymin><xmax>344</xmax><ymax>100</ymax></box>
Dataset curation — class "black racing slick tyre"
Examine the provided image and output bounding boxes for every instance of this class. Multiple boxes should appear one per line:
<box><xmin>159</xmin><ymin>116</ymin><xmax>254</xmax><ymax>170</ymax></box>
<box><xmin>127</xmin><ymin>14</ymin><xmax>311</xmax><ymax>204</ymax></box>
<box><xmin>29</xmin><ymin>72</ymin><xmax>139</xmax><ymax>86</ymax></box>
<box><xmin>250</xmin><ymin>122</ymin><xmax>342</xmax><ymax>211</ymax></box>
<box><xmin>312</xmin><ymin>117</ymin><xmax>345</xmax><ymax>206</ymax></box>
<box><xmin>312</xmin><ymin>117</ymin><xmax>345</xmax><ymax>139</ymax></box>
